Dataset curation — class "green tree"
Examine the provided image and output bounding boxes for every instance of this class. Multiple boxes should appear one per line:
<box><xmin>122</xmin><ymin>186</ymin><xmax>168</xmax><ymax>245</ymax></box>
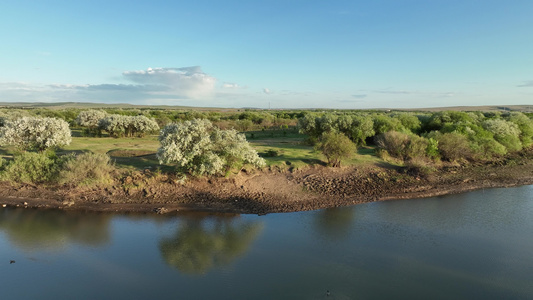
<box><xmin>315</xmin><ymin>132</ymin><xmax>356</xmax><ymax>167</ymax></box>
<box><xmin>348</xmin><ymin>115</ymin><xmax>375</xmax><ymax>146</ymax></box>
<box><xmin>372</xmin><ymin>114</ymin><xmax>404</xmax><ymax>135</ymax></box>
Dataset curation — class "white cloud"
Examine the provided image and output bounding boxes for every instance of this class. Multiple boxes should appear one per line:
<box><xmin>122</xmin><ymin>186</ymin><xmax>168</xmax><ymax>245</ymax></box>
<box><xmin>375</xmin><ymin>89</ymin><xmax>412</xmax><ymax>95</ymax></box>
<box><xmin>122</xmin><ymin>67</ymin><xmax>216</xmax><ymax>99</ymax></box>
<box><xmin>222</xmin><ymin>83</ymin><xmax>241</xmax><ymax>89</ymax></box>
<box><xmin>263</xmin><ymin>88</ymin><xmax>271</xmax><ymax>94</ymax></box>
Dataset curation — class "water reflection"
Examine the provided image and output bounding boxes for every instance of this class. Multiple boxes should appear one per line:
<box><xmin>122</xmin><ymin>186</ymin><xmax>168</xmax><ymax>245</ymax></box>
<box><xmin>314</xmin><ymin>207</ymin><xmax>356</xmax><ymax>240</ymax></box>
<box><xmin>0</xmin><ymin>208</ymin><xmax>111</xmax><ymax>251</ymax></box>
<box><xmin>159</xmin><ymin>214</ymin><xmax>263</xmax><ymax>275</ymax></box>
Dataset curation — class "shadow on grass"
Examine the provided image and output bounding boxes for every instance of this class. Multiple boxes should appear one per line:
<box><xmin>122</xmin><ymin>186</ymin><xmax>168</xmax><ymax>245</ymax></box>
<box><xmin>0</xmin><ymin>148</ymin><xmax>13</xmax><ymax>157</ymax></box>
<box><xmin>108</xmin><ymin>153</ymin><xmax>176</xmax><ymax>173</ymax></box>
<box><xmin>301</xmin><ymin>158</ymin><xmax>326</xmax><ymax>166</ymax></box>
<box><xmin>357</xmin><ymin>147</ymin><xmax>376</xmax><ymax>156</ymax></box>
<box><xmin>55</xmin><ymin>149</ymin><xmax>90</xmax><ymax>156</ymax></box>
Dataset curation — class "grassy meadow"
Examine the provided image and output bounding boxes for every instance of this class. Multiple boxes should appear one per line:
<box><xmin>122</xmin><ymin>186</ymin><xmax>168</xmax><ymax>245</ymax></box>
<box><xmin>48</xmin><ymin>127</ymin><xmax>381</xmax><ymax>172</ymax></box>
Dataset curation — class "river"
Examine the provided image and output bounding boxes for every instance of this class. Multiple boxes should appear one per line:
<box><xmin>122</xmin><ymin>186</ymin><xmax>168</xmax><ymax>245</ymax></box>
<box><xmin>1</xmin><ymin>185</ymin><xmax>532</xmax><ymax>299</ymax></box>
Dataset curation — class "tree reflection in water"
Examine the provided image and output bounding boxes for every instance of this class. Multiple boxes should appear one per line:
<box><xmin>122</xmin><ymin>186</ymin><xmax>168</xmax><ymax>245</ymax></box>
<box><xmin>159</xmin><ymin>214</ymin><xmax>263</xmax><ymax>275</ymax></box>
<box><xmin>314</xmin><ymin>207</ymin><xmax>356</xmax><ymax>240</ymax></box>
<box><xmin>0</xmin><ymin>208</ymin><xmax>111</xmax><ymax>251</ymax></box>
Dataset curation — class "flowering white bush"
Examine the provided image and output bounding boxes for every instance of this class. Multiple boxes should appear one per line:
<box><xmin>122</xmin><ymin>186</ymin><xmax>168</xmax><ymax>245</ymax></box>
<box><xmin>0</xmin><ymin>117</ymin><xmax>72</xmax><ymax>151</ymax></box>
<box><xmin>76</xmin><ymin>110</ymin><xmax>108</xmax><ymax>136</ymax></box>
<box><xmin>157</xmin><ymin>119</ymin><xmax>265</xmax><ymax>176</ymax></box>
<box><xmin>98</xmin><ymin>114</ymin><xmax>159</xmax><ymax>137</ymax></box>
<box><xmin>130</xmin><ymin>115</ymin><xmax>160</xmax><ymax>137</ymax></box>
<box><xmin>76</xmin><ymin>110</ymin><xmax>108</xmax><ymax>128</ymax></box>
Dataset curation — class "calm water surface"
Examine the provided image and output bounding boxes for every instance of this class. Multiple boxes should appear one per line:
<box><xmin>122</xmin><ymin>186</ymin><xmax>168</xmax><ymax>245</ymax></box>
<box><xmin>1</xmin><ymin>185</ymin><xmax>532</xmax><ymax>299</ymax></box>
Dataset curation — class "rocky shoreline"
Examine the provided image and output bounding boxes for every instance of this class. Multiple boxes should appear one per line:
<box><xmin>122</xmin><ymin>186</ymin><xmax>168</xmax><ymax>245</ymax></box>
<box><xmin>1</xmin><ymin>152</ymin><xmax>533</xmax><ymax>215</ymax></box>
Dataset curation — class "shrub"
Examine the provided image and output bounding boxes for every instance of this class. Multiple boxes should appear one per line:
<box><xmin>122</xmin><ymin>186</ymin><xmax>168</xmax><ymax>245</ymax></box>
<box><xmin>375</xmin><ymin>131</ymin><xmax>429</xmax><ymax>161</ymax></box>
<box><xmin>507</xmin><ymin>112</ymin><xmax>533</xmax><ymax>147</ymax></box>
<box><xmin>210</xmin><ymin>128</ymin><xmax>266</xmax><ymax>174</ymax></box>
<box><xmin>0</xmin><ymin>151</ymin><xmax>58</xmax><ymax>183</ymax></box>
<box><xmin>0</xmin><ymin>117</ymin><xmax>71</xmax><ymax>151</ymax></box>
<box><xmin>426</xmin><ymin>138</ymin><xmax>440</xmax><ymax>160</ymax></box>
<box><xmin>405</xmin><ymin>134</ymin><xmax>429</xmax><ymax>160</ymax></box>
<box><xmin>315</xmin><ymin>132</ymin><xmax>356</xmax><ymax>167</ymax></box>
<box><xmin>482</xmin><ymin>119</ymin><xmax>522</xmax><ymax>152</ymax></box>
<box><xmin>471</xmin><ymin>136</ymin><xmax>507</xmax><ymax>159</ymax></box>
<box><xmin>236</xmin><ymin>119</ymin><xmax>253</xmax><ymax>132</ymax></box>
<box><xmin>57</xmin><ymin>153</ymin><xmax>116</xmax><ymax>187</ymax></box>
<box><xmin>432</xmin><ymin>132</ymin><xmax>473</xmax><ymax>162</ymax></box>
<box><xmin>375</xmin><ymin>131</ymin><xmax>409</xmax><ymax>159</ymax></box>
<box><xmin>264</xmin><ymin>149</ymin><xmax>281</xmax><ymax>157</ymax></box>
<box><xmin>157</xmin><ymin>119</ymin><xmax>265</xmax><ymax>176</ymax></box>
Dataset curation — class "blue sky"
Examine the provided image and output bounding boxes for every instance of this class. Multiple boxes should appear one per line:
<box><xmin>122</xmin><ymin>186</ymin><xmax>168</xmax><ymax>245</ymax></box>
<box><xmin>1</xmin><ymin>0</ymin><xmax>532</xmax><ymax>109</ymax></box>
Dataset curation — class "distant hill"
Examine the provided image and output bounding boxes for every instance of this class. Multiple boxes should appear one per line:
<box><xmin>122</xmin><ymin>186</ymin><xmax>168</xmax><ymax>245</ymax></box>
<box><xmin>400</xmin><ymin>105</ymin><xmax>533</xmax><ymax>113</ymax></box>
<box><xmin>0</xmin><ymin>102</ymin><xmax>531</xmax><ymax>112</ymax></box>
<box><xmin>0</xmin><ymin>102</ymin><xmax>238</xmax><ymax>112</ymax></box>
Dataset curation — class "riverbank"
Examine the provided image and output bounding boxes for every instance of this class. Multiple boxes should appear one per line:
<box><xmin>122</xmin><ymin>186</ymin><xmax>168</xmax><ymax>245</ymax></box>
<box><xmin>2</xmin><ymin>149</ymin><xmax>533</xmax><ymax>215</ymax></box>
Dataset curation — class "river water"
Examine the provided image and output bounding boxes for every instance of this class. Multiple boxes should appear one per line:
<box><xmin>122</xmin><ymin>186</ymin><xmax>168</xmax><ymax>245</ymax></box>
<box><xmin>1</xmin><ymin>185</ymin><xmax>532</xmax><ymax>299</ymax></box>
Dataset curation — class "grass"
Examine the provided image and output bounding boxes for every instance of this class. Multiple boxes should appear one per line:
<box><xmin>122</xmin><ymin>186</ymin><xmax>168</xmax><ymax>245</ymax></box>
<box><xmin>2</xmin><ymin>128</ymin><xmax>387</xmax><ymax>172</ymax></box>
<box><xmin>247</xmin><ymin>129</ymin><xmax>385</xmax><ymax>169</ymax></box>
<box><xmin>61</xmin><ymin>132</ymin><xmax>161</xmax><ymax>170</ymax></box>
<box><xmin>246</xmin><ymin>129</ymin><xmax>321</xmax><ymax>168</ymax></box>
<box><xmin>62</xmin><ymin>128</ymin><xmax>388</xmax><ymax>171</ymax></box>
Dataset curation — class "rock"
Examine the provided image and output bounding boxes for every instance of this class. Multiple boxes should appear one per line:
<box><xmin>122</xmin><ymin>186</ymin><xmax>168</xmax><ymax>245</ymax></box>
<box><xmin>62</xmin><ymin>200</ymin><xmax>75</xmax><ymax>207</ymax></box>
<box><xmin>154</xmin><ymin>207</ymin><xmax>169</xmax><ymax>214</ymax></box>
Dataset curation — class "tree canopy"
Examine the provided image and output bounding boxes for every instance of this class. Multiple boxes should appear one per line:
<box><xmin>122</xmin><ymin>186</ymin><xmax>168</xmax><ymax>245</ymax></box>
<box><xmin>157</xmin><ymin>119</ymin><xmax>265</xmax><ymax>176</ymax></box>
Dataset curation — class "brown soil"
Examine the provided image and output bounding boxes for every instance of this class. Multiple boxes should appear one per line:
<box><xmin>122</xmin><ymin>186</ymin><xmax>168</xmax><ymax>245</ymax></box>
<box><xmin>1</xmin><ymin>152</ymin><xmax>533</xmax><ymax>215</ymax></box>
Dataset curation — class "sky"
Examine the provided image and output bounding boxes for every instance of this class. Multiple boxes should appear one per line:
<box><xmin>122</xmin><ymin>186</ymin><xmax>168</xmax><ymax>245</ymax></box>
<box><xmin>1</xmin><ymin>0</ymin><xmax>532</xmax><ymax>109</ymax></box>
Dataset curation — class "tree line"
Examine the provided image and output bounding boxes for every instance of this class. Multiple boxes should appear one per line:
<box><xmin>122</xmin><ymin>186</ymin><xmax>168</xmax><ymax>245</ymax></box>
<box><xmin>298</xmin><ymin>110</ymin><xmax>533</xmax><ymax>164</ymax></box>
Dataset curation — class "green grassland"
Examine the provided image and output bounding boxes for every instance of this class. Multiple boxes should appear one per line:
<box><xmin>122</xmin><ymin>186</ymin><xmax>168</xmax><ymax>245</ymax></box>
<box><xmin>47</xmin><ymin>128</ymin><xmax>381</xmax><ymax>172</ymax></box>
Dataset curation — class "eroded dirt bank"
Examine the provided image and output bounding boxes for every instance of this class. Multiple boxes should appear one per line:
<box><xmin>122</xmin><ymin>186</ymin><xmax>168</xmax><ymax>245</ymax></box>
<box><xmin>1</xmin><ymin>154</ymin><xmax>533</xmax><ymax>215</ymax></box>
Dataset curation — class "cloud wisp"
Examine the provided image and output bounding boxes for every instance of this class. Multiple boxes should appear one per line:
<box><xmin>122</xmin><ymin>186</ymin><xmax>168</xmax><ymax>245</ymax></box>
<box><xmin>517</xmin><ymin>80</ymin><xmax>533</xmax><ymax>87</ymax></box>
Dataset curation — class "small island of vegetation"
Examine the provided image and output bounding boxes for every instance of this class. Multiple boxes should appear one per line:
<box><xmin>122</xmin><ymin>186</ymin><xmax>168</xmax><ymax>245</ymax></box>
<box><xmin>0</xmin><ymin>103</ymin><xmax>532</xmax><ymax>214</ymax></box>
